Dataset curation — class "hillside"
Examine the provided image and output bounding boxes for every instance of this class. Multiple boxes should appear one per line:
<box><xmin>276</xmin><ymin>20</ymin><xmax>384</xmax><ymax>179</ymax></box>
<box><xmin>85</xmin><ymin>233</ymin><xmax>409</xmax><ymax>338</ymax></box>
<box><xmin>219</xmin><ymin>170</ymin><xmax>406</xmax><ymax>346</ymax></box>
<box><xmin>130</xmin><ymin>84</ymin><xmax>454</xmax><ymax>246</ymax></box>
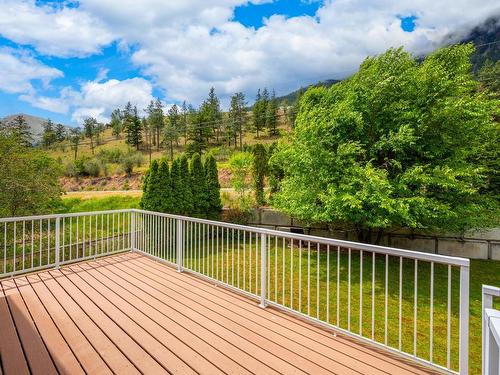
<box><xmin>1</xmin><ymin>113</ymin><xmax>71</xmax><ymax>142</ymax></box>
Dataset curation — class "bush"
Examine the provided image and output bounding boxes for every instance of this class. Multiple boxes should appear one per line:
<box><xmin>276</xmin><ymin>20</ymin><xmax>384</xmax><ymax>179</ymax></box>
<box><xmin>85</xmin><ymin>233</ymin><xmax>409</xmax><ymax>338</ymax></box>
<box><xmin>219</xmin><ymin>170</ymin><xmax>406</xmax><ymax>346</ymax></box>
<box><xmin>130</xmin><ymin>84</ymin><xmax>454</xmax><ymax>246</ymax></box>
<box><xmin>120</xmin><ymin>151</ymin><xmax>144</xmax><ymax>176</ymax></box>
<box><xmin>84</xmin><ymin>158</ymin><xmax>101</xmax><ymax>177</ymax></box>
<box><xmin>97</xmin><ymin>148</ymin><xmax>124</xmax><ymax>163</ymax></box>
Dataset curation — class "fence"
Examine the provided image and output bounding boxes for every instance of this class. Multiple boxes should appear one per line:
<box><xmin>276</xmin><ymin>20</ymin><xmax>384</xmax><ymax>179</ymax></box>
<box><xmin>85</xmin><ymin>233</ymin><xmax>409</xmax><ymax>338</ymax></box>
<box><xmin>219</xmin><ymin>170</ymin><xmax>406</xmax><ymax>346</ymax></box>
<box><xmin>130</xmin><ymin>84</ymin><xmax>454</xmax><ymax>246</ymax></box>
<box><xmin>1</xmin><ymin>209</ymin><xmax>470</xmax><ymax>374</ymax></box>
<box><xmin>482</xmin><ymin>285</ymin><xmax>500</xmax><ymax>375</ymax></box>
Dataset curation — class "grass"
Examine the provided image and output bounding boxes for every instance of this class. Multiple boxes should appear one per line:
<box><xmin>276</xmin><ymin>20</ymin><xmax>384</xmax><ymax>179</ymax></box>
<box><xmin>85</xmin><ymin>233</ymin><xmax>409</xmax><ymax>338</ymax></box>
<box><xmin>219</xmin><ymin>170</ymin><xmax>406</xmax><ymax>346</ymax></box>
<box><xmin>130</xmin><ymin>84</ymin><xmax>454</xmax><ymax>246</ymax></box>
<box><xmin>141</xmin><ymin>231</ymin><xmax>499</xmax><ymax>374</ymax></box>
<box><xmin>59</xmin><ymin>195</ymin><xmax>141</xmax><ymax>213</ymax></box>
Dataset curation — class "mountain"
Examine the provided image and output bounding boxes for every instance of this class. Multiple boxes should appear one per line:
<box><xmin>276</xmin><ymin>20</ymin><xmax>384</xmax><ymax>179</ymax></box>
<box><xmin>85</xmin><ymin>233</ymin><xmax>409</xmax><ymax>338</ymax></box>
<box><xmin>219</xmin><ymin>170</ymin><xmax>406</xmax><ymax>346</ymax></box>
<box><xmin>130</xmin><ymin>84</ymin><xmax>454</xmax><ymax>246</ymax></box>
<box><xmin>277</xmin><ymin>79</ymin><xmax>339</xmax><ymax>105</ymax></box>
<box><xmin>1</xmin><ymin>113</ymin><xmax>71</xmax><ymax>142</ymax></box>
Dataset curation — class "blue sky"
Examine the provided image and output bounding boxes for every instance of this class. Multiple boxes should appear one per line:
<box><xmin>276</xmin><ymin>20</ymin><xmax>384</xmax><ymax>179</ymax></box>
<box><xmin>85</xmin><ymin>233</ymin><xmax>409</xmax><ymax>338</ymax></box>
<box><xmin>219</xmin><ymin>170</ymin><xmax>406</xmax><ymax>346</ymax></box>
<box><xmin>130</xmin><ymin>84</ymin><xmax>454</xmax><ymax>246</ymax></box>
<box><xmin>0</xmin><ymin>0</ymin><xmax>496</xmax><ymax>125</ymax></box>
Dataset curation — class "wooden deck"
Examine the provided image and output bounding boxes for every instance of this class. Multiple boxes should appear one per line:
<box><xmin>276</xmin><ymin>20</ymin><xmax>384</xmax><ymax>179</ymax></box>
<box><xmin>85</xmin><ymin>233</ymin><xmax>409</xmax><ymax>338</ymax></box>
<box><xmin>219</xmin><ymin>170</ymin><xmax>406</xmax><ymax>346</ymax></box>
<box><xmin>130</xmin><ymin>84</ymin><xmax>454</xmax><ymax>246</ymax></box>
<box><xmin>0</xmin><ymin>252</ymin><xmax>435</xmax><ymax>375</ymax></box>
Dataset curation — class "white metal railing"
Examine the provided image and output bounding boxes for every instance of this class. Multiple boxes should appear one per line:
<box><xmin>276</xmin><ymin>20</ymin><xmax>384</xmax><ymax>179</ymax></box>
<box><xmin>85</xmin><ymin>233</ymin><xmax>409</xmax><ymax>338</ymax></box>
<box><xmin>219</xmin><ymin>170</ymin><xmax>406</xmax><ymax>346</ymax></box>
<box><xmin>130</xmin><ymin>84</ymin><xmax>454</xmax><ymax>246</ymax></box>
<box><xmin>483</xmin><ymin>285</ymin><xmax>500</xmax><ymax>375</ymax></box>
<box><xmin>0</xmin><ymin>209</ymin><xmax>471</xmax><ymax>374</ymax></box>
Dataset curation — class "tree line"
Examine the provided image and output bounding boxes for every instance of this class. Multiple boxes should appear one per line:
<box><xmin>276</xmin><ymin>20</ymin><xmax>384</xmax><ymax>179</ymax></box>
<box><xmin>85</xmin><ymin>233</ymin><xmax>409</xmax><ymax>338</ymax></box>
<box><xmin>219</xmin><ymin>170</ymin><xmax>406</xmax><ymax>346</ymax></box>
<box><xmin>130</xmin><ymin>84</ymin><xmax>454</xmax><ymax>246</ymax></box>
<box><xmin>140</xmin><ymin>153</ymin><xmax>222</xmax><ymax>218</ymax></box>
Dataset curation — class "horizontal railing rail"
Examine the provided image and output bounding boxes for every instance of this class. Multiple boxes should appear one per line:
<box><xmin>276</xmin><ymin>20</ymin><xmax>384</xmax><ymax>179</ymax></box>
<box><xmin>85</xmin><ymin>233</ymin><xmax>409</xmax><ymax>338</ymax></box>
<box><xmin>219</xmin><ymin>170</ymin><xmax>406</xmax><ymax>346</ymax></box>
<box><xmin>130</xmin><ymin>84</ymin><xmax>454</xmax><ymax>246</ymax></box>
<box><xmin>1</xmin><ymin>208</ymin><xmax>470</xmax><ymax>374</ymax></box>
<box><xmin>482</xmin><ymin>285</ymin><xmax>500</xmax><ymax>375</ymax></box>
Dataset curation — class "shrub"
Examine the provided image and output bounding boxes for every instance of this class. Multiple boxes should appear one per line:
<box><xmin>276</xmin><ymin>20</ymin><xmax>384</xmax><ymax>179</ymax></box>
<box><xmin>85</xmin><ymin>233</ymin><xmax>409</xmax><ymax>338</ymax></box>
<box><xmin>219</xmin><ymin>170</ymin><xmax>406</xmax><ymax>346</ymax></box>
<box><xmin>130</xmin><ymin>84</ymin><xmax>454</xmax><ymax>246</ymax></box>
<box><xmin>120</xmin><ymin>151</ymin><xmax>144</xmax><ymax>176</ymax></box>
<box><xmin>84</xmin><ymin>158</ymin><xmax>101</xmax><ymax>177</ymax></box>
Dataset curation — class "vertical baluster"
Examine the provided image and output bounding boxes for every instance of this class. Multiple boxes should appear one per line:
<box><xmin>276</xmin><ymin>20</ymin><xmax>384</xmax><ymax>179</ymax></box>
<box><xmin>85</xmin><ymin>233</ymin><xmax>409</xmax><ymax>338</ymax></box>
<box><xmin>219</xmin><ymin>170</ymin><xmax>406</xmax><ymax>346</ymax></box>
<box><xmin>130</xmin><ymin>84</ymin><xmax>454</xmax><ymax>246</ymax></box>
<box><xmin>95</xmin><ymin>214</ymin><xmax>98</xmax><ymax>257</ymax></box>
<box><xmin>47</xmin><ymin>219</ymin><xmax>51</xmax><ymax>264</ymax></box>
<box><xmin>232</xmin><ymin>228</ymin><xmax>235</xmax><ymax>285</ymax></box>
<box><xmin>447</xmin><ymin>264</ymin><xmax>451</xmax><ymax>369</ymax></box>
<box><xmin>89</xmin><ymin>214</ymin><xmax>92</xmax><ymax>257</ymax></box>
<box><xmin>31</xmin><ymin>220</ymin><xmax>34</xmax><ymax>269</ymax></box>
<box><xmin>69</xmin><ymin>217</ymin><xmax>72</xmax><ymax>261</ymax></box>
<box><xmin>39</xmin><ymin>220</ymin><xmax>43</xmax><ymax>267</ymax></box>
<box><xmin>337</xmin><ymin>246</ymin><xmax>340</xmax><ymax>327</ymax></box>
<box><xmin>13</xmin><ymin>222</ymin><xmax>17</xmax><ymax>272</ymax></box>
<box><xmin>267</xmin><ymin>235</ymin><xmax>270</xmax><ymax>298</ymax></box>
<box><xmin>372</xmin><ymin>252</ymin><xmax>375</xmax><ymax>340</ymax></box>
<box><xmin>290</xmin><ymin>239</ymin><xmax>294</xmax><ymax>310</ymax></box>
<box><xmin>317</xmin><ymin>243</ymin><xmax>320</xmax><ymax>318</ymax></box>
<box><xmin>307</xmin><ymin>241</ymin><xmax>311</xmax><ymax>316</ymax></box>
<box><xmin>249</xmin><ymin>232</ymin><xmax>252</xmax><ymax>292</ymax></box>
<box><xmin>243</xmin><ymin>231</ymin><xmax>246</xmax><ymax>290</ymax></box>
<box><xmin>211</xmin><ymin>225</ymin><xmax>214</xmax><ymax>278</ymax></box>
<box><xmin>62</xmin><ymin>217</ymin><xmax>65</xmax><ymax>263</ymax></box>
<box><xmin>348</xmin><ymin>247</ymin><xmax>351</xmax><ymax>331</ymax></box>
<box><xmin>237</xmin><ymin>230</ymin><xmax>240</xmax><ymax>288</ymax></box>
<box><xmin>385</xmin><ymin>254</ymin><xmax>389</xmax><ymax>346</ymax></box>
<box><xmin>414</xmin><ymin>259</ymin><xmax>418</xmax><ymax>355</ymax></box>
<box><xmin>326</xmin><ymin>244</ymin><xmax>330</xmax><ymax>322</ymax></box>
<box><xmin>22</xmin><ymin>221</ymin><xmax>26</xmax><ymax>271</ymax></box>
<box><xmin>203</xmin><ymin>224</ymin><xmax>206</xmax><ymax>275</ymax></box>
<box><xmin>275</xmin><ymin>236</ymin><xmax>278</xmax><ymax>302</ymax></box>
<box><xmin>255</xmin><ymin>232</ymin><xmax>259</xmax><ymax>295</ymax></box>
<box><xmin>299</xmin><ymin>240</ymin><xmax>302</xmax><ymax>313</ymax></box>
<box><xmin>282</xmin><ymin>238</ymin><xmax>285</xmax><ymax>305</ymax></box>
<box><xmin>360</xmin><ymin>250</ymin><xmax>363</xmax><ymax>335</ymax></box>
<box><xmin>4</xmin><ymin>223</ymin><xmax>7</xmax><ymax>274</ymax></box>
<box><xmin>430</xmin><ymin>261</ymin><xmax>434</xmax><ymax>363</ymax></box>
<box><xmin>399</xmin><ymin>256</ymin><xmax>403</xmax><ymax>351</ymax></box>
<box><xmin>226</xmin><ymin>226</ymin><xmax>229</xmax><ymax>284</ymax></box>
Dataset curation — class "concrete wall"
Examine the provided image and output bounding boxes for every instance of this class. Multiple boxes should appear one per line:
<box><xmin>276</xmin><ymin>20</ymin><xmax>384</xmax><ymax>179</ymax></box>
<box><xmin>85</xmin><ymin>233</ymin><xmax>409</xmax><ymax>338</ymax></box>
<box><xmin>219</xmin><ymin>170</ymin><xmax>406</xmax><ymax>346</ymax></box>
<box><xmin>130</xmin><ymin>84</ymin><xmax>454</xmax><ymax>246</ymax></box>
<box><xmin>237</xmin><ymin>208</ymin><xmax>500</xmax><ymax>260</ymax></box>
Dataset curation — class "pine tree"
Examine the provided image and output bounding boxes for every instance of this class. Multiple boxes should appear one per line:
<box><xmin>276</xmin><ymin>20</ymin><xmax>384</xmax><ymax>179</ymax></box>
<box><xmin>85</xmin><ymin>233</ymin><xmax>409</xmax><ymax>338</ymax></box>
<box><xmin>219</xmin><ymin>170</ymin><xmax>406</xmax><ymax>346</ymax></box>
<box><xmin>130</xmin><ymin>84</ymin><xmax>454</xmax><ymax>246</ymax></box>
<box><xmin>187</xmin><ymin>108</ymin><xmax>209</xmax><ymax>155</ymax></box>
<box><xmin>68</xmin><ymin>127</ymin><xmax>81</xmax><ymax>159</ymax></box>
<box><xmin>83</xmin><ymin>117</ymin><xmax>97</xmax><ymax>154</ymax></box>
<box><xmin>253</xmin><ymin>89</ymin><xmax>268</xmax><ymax>138</ymax></box>
<box><xmin>252</xmin><ymin>143</ymin><xmax>268</xmax><ymax>206</ymax></box>
<box><xmin>41</xmin><ymin>119</ymin><xmax>57</xmax><ymax>148</ymax></box>
<box><xmin>164</xmin><ymin>104</ymin><xmax>180</xmax><ymax>160</ymax></box>
<box><xmin>144</xmin><ymin>160</ymin><xmax>163</xmax><ymax>211</ymax></box>
<box><xmin>110</xmin><ymin>109</ymin><xmax>122</xmax><ymax>138</ymax></box>
<box><xmin>266</xmin><ymin>89</ymin><xmax>278</xmax><ymax>136</ymax></box>
<box><xmin>205</xmin><ymin>155</ymin><xmax>222</xmax><ymax>218</ymax></box>
<box><xmin>190</xmin><ymin>153</ymin><xmax>208</xmax><ymax>215</ymax></box>
<box><xmin>179</xmin><ymin>155</ymin><xmax>193</xmax><ymax>214</ymax></box>
<box><xmin>123</xmin><ymin>103</ymin><xmax>142</xmax><ymax>150</ymax></box>
<box><xmin>206</xmin><ymin>87</ymin><xmax>222</xmax><ymax>142</ymax></box>
<box><xmin>55</xmin><ymin>123</ymin><xmax>66</xmax><ymax>142</ymax></box>
<box><xmin>157</xmin><ymin>159</ymin><xmax>173</xmax><ymax>213</ymax></box>
<box><xmin>180</xmin><ymin>101</ymin><xmax>188</xmax><ymax>145</ymax></box>
<box><xmin>228</xmin><ymin>92</ymin><xmax>247</xmax><ymax>149</ymax></box>
<box><xmin>1</xmin><ymin>115</ymin><xmax>33</xmax><ymax>146</ymax></box>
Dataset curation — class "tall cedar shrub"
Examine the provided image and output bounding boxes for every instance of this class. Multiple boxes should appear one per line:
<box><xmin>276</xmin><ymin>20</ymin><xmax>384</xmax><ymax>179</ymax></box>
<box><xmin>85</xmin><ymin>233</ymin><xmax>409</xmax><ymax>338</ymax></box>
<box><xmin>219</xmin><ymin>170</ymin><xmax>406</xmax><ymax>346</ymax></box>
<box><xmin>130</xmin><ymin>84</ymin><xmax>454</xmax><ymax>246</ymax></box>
<box><xmin>179</xmin><ymin>155</ymin><xmax>193</xmax><ymax>214</ymax></box>
<box><xmin>252</xmin><ymin>144</ymin><xmax>268</xmax><ymax>206</ymax></box>
<box><xmin>157</xmin><ymin>159</ymin><xmax>172</xmax><ymax>213</ymax></box>
<box><xmin>140</xmin><ymin>169</ymin><xmax>150</xmax><ymax>209</ymax></box>
<box><xmin>205</xmin><ymin>155</ymin><xmax>222</xmax><ymax>218</ymax></box>
<box><xmin>143</xmin><ymin>160</ymin><xmax>161</xmax><ymax>211</ymax></box>
<box><xmin>190</xmin><ymin>153</ymin><xmax>208</xmax><ymax>215</ymax></box>
<box><xmin>170</xmin><ymin>158</ymin><xmax>182</xmax><ymax>214</ymax></box>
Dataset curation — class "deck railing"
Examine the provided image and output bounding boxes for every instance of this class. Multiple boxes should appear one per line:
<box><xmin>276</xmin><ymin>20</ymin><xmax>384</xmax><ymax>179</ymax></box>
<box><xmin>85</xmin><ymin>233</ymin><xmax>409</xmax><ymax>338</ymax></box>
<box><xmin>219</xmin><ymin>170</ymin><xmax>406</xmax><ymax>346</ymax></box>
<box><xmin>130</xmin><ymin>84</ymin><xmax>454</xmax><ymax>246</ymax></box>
<box><xmin>482</xmin><ymin>285</ymin><xmax>500</xmax><ymax>375</ymax></box>
<box><xmin>1</xmin><ymin>209</ymin><xmax>470</xmax><ymax>374</ymax></box>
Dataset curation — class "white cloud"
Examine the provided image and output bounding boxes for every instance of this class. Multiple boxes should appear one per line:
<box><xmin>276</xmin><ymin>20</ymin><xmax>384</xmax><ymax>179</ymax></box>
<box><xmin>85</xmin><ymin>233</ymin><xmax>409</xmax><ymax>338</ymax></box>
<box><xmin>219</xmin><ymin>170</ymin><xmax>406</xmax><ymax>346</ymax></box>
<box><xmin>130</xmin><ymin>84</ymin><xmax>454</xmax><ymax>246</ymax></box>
<box><xmin>22</xmin><ymin>77</ymin><xmax>154</xmax><ymax>124</ymax></box>
<box><xmin>0</xmin><ymin>0</ymin><xmax>115</xmax><ymax>57</ymax></box>
<box><xmin>0</xmin><ymin>48</ymin><xmax>62</xmax><ymax>94</ymax></box>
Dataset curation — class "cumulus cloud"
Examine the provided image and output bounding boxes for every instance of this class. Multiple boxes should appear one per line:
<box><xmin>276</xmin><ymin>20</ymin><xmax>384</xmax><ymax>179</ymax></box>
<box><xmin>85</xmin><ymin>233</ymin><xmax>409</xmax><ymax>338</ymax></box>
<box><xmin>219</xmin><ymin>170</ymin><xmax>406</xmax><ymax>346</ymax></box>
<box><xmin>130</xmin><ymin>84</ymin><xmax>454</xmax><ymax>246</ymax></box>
<box><xmin>0</xmin><ymin>0</ymin><xmax>499</xmax><ymax>116</ymax></box>
<box><xmin>0</xmin><ymin>0</ymin><xmax>115</xmax><ymax>57</ymax></box>
<box><xmin>0</xmin><ymin>48</ymin><xmax>62</xmax><ymax>94</ymax></box>
<box><xmin>21</xmin><ymin>77</ymin><xmax>154</xmax><ymax>124</ymax></box>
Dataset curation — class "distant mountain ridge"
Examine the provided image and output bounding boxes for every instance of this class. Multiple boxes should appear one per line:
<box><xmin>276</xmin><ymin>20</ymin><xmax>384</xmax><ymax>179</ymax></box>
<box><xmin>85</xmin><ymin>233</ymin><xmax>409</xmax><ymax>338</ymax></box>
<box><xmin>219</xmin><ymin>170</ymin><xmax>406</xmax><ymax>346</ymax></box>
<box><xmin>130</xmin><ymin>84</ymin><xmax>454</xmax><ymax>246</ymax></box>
<box><xmin>1</xmin><ymin>113</ymin><xmax>71</xmax><ymax>142</ymax></box>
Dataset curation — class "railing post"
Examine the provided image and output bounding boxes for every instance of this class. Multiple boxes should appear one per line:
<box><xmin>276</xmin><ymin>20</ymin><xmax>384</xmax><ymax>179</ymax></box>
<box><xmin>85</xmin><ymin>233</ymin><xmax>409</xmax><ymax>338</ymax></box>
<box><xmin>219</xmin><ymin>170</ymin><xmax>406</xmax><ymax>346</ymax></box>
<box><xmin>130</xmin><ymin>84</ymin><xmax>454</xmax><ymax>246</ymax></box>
<box><xmin>459</xmin><ymin>264</ymin><xmax>470</xmax><ymax>375</ymax></box>
<box><xmin>177</xmin><ymin>219</ymin><xmax>183</xmax><ymax>272</ymax></box>
<box><xmin>55</xmin><ymin>217</ymin><xmax>60</xmax><ymax>269</ymax></box>
<box><xmin>260</xmin><ymin>233</ymin><xmax>267</xmax><ymax>308</ymax></box>
<box><xmin>131</xmin><ymin>211</ymin><xmax>136</xmax><ymax>251</ymax></box>
<box><xmin>483</xmin><ymin>285</ymin><xmax>500</xmax><ymax>375</ymax></box>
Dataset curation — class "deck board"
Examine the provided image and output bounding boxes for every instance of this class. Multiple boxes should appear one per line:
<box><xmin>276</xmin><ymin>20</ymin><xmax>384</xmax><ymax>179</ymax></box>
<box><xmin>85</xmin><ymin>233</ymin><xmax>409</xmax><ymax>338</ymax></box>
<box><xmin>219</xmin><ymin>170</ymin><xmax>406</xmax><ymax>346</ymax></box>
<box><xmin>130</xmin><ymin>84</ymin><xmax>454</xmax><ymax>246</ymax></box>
<box><xmin>0</xmin><ymin>252</ymin><xmax>435</xmax><ymax>375</ymax></box>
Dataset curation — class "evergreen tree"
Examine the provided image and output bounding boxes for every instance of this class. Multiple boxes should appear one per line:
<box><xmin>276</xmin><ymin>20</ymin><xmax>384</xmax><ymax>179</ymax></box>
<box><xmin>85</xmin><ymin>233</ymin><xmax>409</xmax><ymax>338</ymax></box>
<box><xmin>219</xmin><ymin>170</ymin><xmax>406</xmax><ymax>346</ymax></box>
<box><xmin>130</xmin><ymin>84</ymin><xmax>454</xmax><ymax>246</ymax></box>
<box><xmin>180</xmin><ymin>101</ymin><xmax>189</xmax><ymax>145</ymax></box>
<box><xmin>140</xmin><ymin>169</ymin><xmax>150</xmax><ymax>209</ymax></box>
<box><xmin>266</xmin><ymin>89</ymin><xmax>278</xmax><ymax>136</ymax></box>
<box><xmin>157</xmin><ymin>159</ymin><xmax>173</xmax><ymax>213</ymax></box>
<box><xmin>145</xmin><ymin>98</ymin><xmax>164</xmax><ymax>151</ymax></box>
<box><xmin>0</xmin><ymin>115</ymin><xmax>33</xmax><ymax>146</ymax></box>
<box><xmin>41</xmin><ymin>119</ymin><xmax>57</xmax><ymax>148</ymax></box>
<box><xmin>179</xmin><ymin>155</ymin><xmax>193</xmax><ymax>214</ymax></box>
<box><xmin>190</xmin><ymin>153</ymin><xmax>208</xmax><ymax>215</ymax></box>
<box><xmin>123</xmin><ymin>103</ymin><xmax>142</xmax><ymax>150</ymax></box>
<box><xmin>164</xmin><ymin>104</ymin><xmax>180</xmax><ymax>160</ymax></box>
<box><xmin>252</xmin><ymin>144</ymin><xmax>268</xmax><ymax>206</ymax></box>
<box><xmin>187</xmin><ymin>108</ymin><xmax>209</xmax><ymax>154</ymax></box>
<box><xmin>253</xmin><ymin>89</ymin><xmax>269</xmax><ymax>137</ymax></box>
<box><xmin>142</xmin><ymin>160</ymin><xmax>161</xmax><ymax>211</ymax></box>
<box><xmin>83</xmin><ymin>117</ymin><xmax>97</xmax><ymax>154</ymax></box>
<box><xmin>68</xmin><ymin>127</ymin><xmax>81</xmax><ymax>159</ymax></box>
<box><xmin>205</xmin><ymin>155</ymin><xmax>222</xmax><ymax>218</ymax></box>
<box><xmin>228</xmin><ymin>92</ymin><xmax>247</xmax><ymax>149</ymax></box>
<box><xmin>267</xmin><ymin>142</ymin><xmax>284</xmax><ymax>196</ymax></box>
<box><xmin>169</xmin><ymin>158</ymin><xmax>182</xmax><ymax>214</ymax></box>
<box><xmin>206</xmin><ymin>87</ymin><xmax>222</xmax><ymax>142</ymax></box>
<box><xmin>55</xmin><ymin>123</ymin><xmax>66</xmax><ymax>142</ymax></box>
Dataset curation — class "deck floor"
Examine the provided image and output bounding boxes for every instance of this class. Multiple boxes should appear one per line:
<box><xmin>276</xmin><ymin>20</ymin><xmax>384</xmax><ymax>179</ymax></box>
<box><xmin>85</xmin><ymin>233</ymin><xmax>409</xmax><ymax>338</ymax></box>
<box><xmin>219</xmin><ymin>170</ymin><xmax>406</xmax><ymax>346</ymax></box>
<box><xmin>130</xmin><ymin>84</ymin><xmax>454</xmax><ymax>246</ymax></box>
<box><xmin>0</xmin><ymin>252</ymin><xmax>434</xmax><ymax>375</ymax></box>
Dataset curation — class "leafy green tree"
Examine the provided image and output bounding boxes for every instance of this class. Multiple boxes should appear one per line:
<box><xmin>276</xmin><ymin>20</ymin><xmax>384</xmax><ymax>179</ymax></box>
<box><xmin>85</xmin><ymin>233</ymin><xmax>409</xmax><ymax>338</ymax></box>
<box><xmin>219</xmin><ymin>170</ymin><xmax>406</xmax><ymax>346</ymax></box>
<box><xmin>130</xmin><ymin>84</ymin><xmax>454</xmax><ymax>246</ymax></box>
<box><xmin>265</xmin><ymin>89</ymin><xmax>278</xmax><ymax>136</ymax></box>
<box><xmin>83</xmin><ymin>117</ymin><xmax>98</xmax><ymax>154</ymax></box>
<box><xmin>267</xmin><ymin>142</ymin><xmax>284</xmax><ymax>196</ymax></box>
<box><xmin>41</xmin><ymin>119</ymin><xmax>57</xmax><ymax>148</ymax></box>
<box><xmin>252</xmin><ymin>144</ymin><xmax>268</xmax><ymax>206</ymax></box>
<box><xmin>273</xmin><ymin>44</ymin><xmax>499</xmax><ymax>243</ymax></box>
<box><xmin>205</xmin><ymin>155</ymin><xmax>222</xmax><ymax>217</ymax></box>
<box><xmin>190</xmin><ymin>153</ymin><xmax>208</xmax><ymax>215</ymax></box>
<box><xmin>123</xmin><ymin>102</ymin><xmax>142</xmax><ymax>150</ymax></box>
<box><xmin>0</xmin><ymin>134</ymin><xmax>62</xmax><ymax>216</ymax></box>
<box><xmin>287</xmin><ymin>88</ymin><xmax>304</xmax><ymax>129</ymax></box>
<box><xmin>228</xmin><ymin>92</ymin><xmax>247</xmax><ymax>149</ymax></box>
<box><xmin>477</xmin><ymin>59</ymin><xmax>500</xmax><ymax>97</ymax></box>
<box><xmin>157</xmin><ymin>159</ymin><xmax>173</xmax><ymax>213</ymax></box>
<box><xmin>229</xmin><ymin>151</ymin><xmax>254</xmax><ymax>209</ymax></box>
<box><xmin>0</xmin><ymin>115</ymin><xmax>33</xmax><ymax>146</ymax></box>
